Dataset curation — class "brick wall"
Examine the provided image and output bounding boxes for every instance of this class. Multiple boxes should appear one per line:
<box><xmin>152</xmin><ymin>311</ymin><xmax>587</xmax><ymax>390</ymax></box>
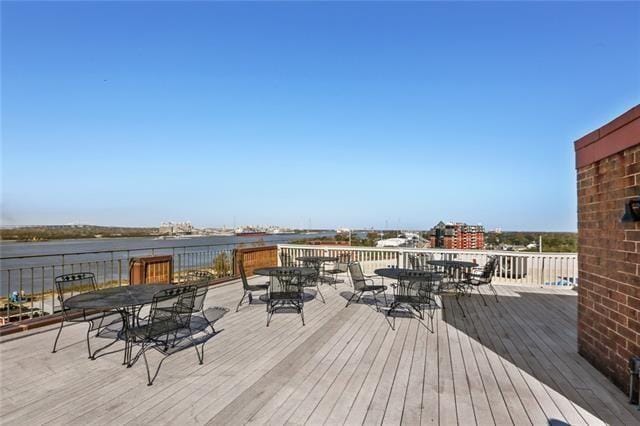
<box><xmin>575</xmin><ymin>105</ymin><xmax>640</xmax><ymax>391</ymax></box>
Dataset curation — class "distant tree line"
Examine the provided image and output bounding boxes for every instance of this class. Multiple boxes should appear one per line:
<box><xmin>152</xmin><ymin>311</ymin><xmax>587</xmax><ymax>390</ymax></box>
<box><xmin>485</xmin><ymin>231</ymin><xmax>577</xmax><ymax>253</ymax></box>
<box><xmin>0</xmin><ymin>225</ymin><xmax>159</xmax><ymax>242</ymax></box>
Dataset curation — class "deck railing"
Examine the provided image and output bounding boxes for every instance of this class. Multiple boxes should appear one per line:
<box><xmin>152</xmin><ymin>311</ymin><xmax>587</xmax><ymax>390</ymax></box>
<box><xmin>278</xmin><ymin>244</ymin><xmax>578</xmax><ymax>287</ymax></box>
<box><xmin>0</xmin><ymin>243</ymin><xmax>274</xmax><ymax>325</ymax></box>
<box><xmin>0</xmin><ymin>242</ymin><xmax>577</xmax><ymax>327</ymax></box>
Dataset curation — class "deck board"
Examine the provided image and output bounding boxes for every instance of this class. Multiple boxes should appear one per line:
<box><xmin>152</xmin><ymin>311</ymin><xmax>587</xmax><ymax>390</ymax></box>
<box><xmin>1</xmin><ymin>276</ymin><xmax>639</xmax><ymax>425</ymax></box>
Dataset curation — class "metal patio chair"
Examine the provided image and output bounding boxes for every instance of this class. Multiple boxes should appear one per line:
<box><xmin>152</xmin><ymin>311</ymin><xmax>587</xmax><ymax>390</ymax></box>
<box><xmin>388</xmin><ymin>270</ymin><xmax>439</xmax><ymax>331</ymax></box>
<box><xmin>267</xmin><ymin>269</ymin><xmax>304</xmax><ymax>326</ymax></box>
<box><xmin>51</xmin><ymin>272</ymin><xmax>110</xmax><ymax>358</ymax></box>
<box><xmin>125</xmin><ymin>285</ymin><xmax>202</xmax><ymax>386</ymax></box>
<box><xmin>346</xmin><ymin>262</ymin><xmax>388</xmax><ymax>311</ymax></box>
<box><xmin>408</xmin><ymin>253</ymin><xmax>434</xmax><ymax>271</ymax></box>
<box><xmin>279</xmin><ymin>251</ymin><xmax>296</xmax><ymax>267</ymax></box>
<box><xmin>459</xmin><ymin>256</ymin><xmax>499</xmax><ymax>311</ymax></box>
<box><xmin>324</xmin><ymin>253</ymin><xmax>351</xmax><ymax>285</ymax></box>
<box><xmin>182</xmin><ymin>271</ymin><xmax>216</xmax><ymax>333</ymax></box>
<box><xmin>236</xmin><ymin>260</ymin><xmax>269</xmax><ymax>312</ymax></box>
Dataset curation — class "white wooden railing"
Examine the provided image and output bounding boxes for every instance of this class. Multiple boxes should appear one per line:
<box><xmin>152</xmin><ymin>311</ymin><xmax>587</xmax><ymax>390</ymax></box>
<box><xmin>277</xmin><ymin>244</ymin><xmax>578</xmax><ymax>287</ymax></box>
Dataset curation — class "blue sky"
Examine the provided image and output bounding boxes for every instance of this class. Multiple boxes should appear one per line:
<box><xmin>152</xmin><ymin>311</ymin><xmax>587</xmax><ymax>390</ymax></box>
<box><xmin>1</xmin><ymin>2</ymin><xmax>639</xmax><ymax>231</ymax></box>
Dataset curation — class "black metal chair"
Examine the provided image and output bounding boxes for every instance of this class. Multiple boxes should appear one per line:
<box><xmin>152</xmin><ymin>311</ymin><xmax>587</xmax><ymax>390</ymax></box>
<box><xmin>297</xmin><ymin>259</ymin><xmax>325</xmax><ymax>303</ymax></box>
<box><xmin>408</xmin><ymin>253</ymin><xmax>433</xmax><ymax>271</ymax></box>
<box><xmin>388</xmin><ymin>270</ymin><xmax>439</xmax><ymax>331</ymax></box>
<box><xmin>460</xmin><ymin>256</ymin><xmax>499</xmax><ymax>312</ymax></box>
<box><xmin>346</xmin><ymin>262</ymin><xmax>388</xmax><ymax>311</ymax></box>
<box><xmin>51</xmin><ymin>272</ymin><xmax>110</xmax><ymax>357</ymax></box>
<box><xmin>279</xmin><ymin>251</ymin><xmax>297</xmax><ymax>267</ymax></box>
<box><xmin>236</xmin><ymin>260</ymin><xmax>269</xmax><ymax>312</ymax></box>
<box><xmin>324</xmin><ymin>253</ymin><xmax>351</xmax><ymax>285</ymax></box>
<box><xmin>267</xmin><ymin>269</ymin><xmax>304</xmax><ymax>326</ymax></box>
<box><xmin>125</xmin><ymin>285</ymin><xmax>202</xmax><ymax>386</ymax></box>
<box><xmin>182</xmin><ymin>271</ymin><xmax>216</xmax><ymax>333</ymax></box>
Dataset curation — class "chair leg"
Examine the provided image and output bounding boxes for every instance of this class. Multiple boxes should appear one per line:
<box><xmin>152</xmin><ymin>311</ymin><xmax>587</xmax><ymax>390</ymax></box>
<box><xmin>236</xmin><ymin>291</ymin><xmax>247</xmax><ymax>312</ymax></box>
<box><xmin>202</xmin><ymin>311</ymin><xmax>216</xmax><ymax>334</ymax></box>
<box><xmin>345</xmin><ymin>291</ymin><xmax>357</xmax><ymax>308</ymax></box>
<box><xmin>51</xmin><ymin>320</ymin><xmax>64</xmax><ymax>353</ymax></box>
<box><xmin>489</xmin><ymin>284</ymin><xmax>499</xmax><ymax>302</ymax></box>
<box><xmin>373</xmin><ymin>291</ymin><xmax>380</xmax><ymax>312</ymax></box>
<box><xmin>477</xmin><ymin>285</ymin><xmax>488</xmax><ymax>306</ymax></box>
<box><xmin>86</xmin><ymin>322</ymin><xmax>94</xmax><ymax>359</ymax></box>
<box><xmin>455</xmin><ymin>292</ymin><xmax>466</xmax><ymax>318</ymax></box>
<box><xmin>187</xmin><ymin>335</ymin><xmax>203</xmax><ymax>365</ymax></box>
<box><xmin>316</xmin><ymin>283</ymin><xmax>325</xmax><ymax>303</ymax></box>
<box><xmin>139</xmin><ymin>343</ymin><xmax>151</xmax><ymax>385</ymax></box>
<box><xmin>300</xmin><ymin>306</ymin><xmax>305</xmax><ymax>326</ymax></box>
<box><xmin>95</xmin><ymin>314</ymin><xmax>105</xmax><ymax>337</ymax></box>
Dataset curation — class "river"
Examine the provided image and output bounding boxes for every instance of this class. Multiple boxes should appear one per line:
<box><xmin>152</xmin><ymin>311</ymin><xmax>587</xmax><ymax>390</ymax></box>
<box><xmin>0</xmin><ymin>232</ymin><xmax>334</xmax><ymax>296</ymax></box>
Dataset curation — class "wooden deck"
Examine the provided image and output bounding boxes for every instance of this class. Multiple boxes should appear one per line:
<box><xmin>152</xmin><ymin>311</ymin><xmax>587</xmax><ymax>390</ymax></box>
<box><xmin>1</xmin><ymin>276</ymin><xmax>638</xmax><ymax>425</ymax></box>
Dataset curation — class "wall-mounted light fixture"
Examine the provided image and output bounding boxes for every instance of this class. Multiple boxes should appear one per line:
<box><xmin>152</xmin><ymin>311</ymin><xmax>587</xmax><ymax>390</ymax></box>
<box><xmin>621</xmin><ymin>197</ymin><xmax>640</xmax><ymax>222</ymax></box>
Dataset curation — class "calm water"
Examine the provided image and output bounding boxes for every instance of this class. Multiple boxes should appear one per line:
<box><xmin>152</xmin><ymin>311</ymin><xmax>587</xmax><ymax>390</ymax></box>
<box><xmin>0</xmin><ymin>232</ymin><xmax>334</xmax><ymax>296</ymax></box>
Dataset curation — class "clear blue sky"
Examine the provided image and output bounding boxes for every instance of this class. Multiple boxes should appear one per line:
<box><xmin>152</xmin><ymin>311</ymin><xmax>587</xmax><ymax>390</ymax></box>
<box><xmin>2</xmin><ymin>2</ymin><xmax>639</xmax><ymax>231</ymax></box>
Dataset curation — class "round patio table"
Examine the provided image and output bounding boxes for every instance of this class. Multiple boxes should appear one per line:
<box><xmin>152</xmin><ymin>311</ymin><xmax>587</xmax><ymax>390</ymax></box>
<box><xmin>295</xmin><ymin>256</ymin><xmax>338</xmax><ymax>265</ymax></box>
<box><xmin>65</xmin><ymin>284</ymin><xmax>174</xmax><ymax>362</ymax></box>
<box><xmin>374</xmin><ymin>268</ymin><xmax>444</xmax><ymax>280</ymax></box>
<box><xmin>65</xmin><ymin>284</ymin><xmax>174</xmax><ymax>310</ymax></box>
<box><xmin>254</xmin><ymin>266</ymin><xmax>319</xmax><ymax>302</ymax></box>
<box><xmin>254</xmin><ymin>266</ymin><xmax>317</xmax><ymax>277</ymax></box>
<box><xmin>296</xmin><ymin>256</ymin><xmax>338</xmax><ymax>283</ymax></box>
<box><xmin>425</xmin><ymin>260</ymin><xmax>478</xmax><ymax>269</ymax></box>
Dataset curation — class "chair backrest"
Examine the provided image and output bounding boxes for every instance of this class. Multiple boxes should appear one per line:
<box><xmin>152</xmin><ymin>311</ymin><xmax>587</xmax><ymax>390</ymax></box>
<box><xmin>348</xmin><ymin>262</ymin><xmax>368</xmax><ymax>291</ymax></box>
<box><xmin>146</xmin><ymin>285</ymin><xmax>198</xmax><ymax>338</ymax></box>
<box><xmin>185</xmin><ymin>270</ymin><xmax>214</xmax><ymax>285</ymax></box>
<box><xmin>396</xmin><ymin>271</ymin><xmax>436</xmax><ymax>305</ymax></box>
<box><xmin>481</xmin><ymin>256</ymin><xmax>499</xmax><ymax>281</ymax></box>
<box><xmin>333</xmin><ymin>253</ymin><xmax>351</xmax><ymax>273</ymax></box>
<box><xmin>239</xmin><ymin>260</ymin><xmax>252</xmax><ymax>290</ymax></box>
<box><xmin>269</xmin><ymin>269</ymin><xmax>303</xmax><ymax>300</ymax></box>
<box><xmin>55</xmin><ymin>273</ymin><xmax>98</xmax><ymax>312</ymax></box>
<box><xmin>280</xmin><ymin>252</ymin><xmax>295</xmax><ymax>267</ymax></box>
<box><xmin>182</xmin><ymin>271</ymin><xmax>213</xmax><ymax>312</ymax></box>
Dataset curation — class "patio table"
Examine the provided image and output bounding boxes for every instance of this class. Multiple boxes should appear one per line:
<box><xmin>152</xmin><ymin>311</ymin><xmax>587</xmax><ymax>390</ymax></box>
<box><xmin>65</xmin><ymin>284</ymin><xmax>174</xmax><ymax>363</ymax></box>
<box><xmin>425</xmin><ymin>260</ymin><xmax>478</xmax><ymax>270</ymax></box>
<box><xmin>254</xmin><ymin>266</ymin><xmax>317</xmax><ymax>277</ymax></box>
<box><xmin>374</xmin><ymin>268</ymin><xmax>444</xmax><ymax>280</ymax></box>
<box><xmin>426</xmin><ymin>260</ymin><xmax>479</xmax><ymax>293</ymax></box>
<box><xmin>296</xmin><ymin>256</ymin><xmax>338</xmax><ymax>283</ymax></box>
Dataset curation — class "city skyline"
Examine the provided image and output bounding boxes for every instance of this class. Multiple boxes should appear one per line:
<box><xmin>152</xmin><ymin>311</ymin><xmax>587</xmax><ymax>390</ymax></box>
<box><xmin>2</xmin><ymin>2</ymin><xmax>639</xmax><ymax>231</ymax></box>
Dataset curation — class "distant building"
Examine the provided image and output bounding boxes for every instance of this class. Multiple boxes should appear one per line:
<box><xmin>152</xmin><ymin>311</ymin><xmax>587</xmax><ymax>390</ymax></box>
<box><xmin>428</xmin><ymin>221</ymin><xmax>485</xmax><ymax>249</ymax></box>
<box><xmin>159</xmin><ymin>221</ymin><xmax>193</xmax><ymax>235</ymax></box>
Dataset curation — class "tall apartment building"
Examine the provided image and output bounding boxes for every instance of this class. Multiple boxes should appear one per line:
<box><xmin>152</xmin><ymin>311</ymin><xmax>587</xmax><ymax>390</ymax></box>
<box><xmin>428</xmin><ymin>221</ymin><xmax>485</xmax><ymax>249</ymax></box>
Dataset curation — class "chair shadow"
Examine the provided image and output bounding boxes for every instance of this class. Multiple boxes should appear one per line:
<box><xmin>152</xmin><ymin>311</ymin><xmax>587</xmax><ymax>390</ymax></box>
<box><xmin>92</xmin><ymin>306</ymin><xmax>229</xmax><ymax>360</ymax></box>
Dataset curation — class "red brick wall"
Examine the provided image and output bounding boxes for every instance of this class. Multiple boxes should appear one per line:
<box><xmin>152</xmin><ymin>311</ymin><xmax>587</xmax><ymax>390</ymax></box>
<box><xmin>576</xmin><ymin>105</ymin><xmax>640</xmax><ymax>391</ymax></box>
